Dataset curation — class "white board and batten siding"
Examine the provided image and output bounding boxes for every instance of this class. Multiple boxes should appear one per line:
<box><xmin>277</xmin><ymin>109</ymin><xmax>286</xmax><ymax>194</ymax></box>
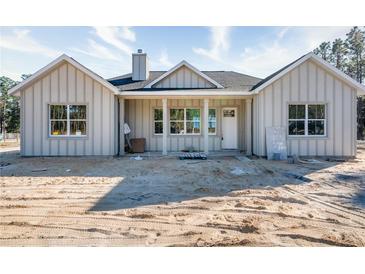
<box><xmin>20</xmin><ymin>62</ymin><xmax>117</xmax><ymax>156</ymax></box>
<box><xmin>253</xmin><ymin>59</ymin><xmax>357</xmax><ymax>157</ymax></box>
<box><xmin>125</xmin><ymin>98</ymin><xmax>246</xmax><ymax>152</ymax></box>
<box><xmin>152</xmin><ymin>65</ymin><xmax>216</xmax><ymax>89</ymax></box>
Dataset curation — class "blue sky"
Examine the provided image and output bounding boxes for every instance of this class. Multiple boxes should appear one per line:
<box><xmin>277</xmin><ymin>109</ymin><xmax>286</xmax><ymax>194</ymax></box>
<box><xmin>0</xmin><ymin>26</ymin><xmax>351</xmax><ymax>81</ymax></box>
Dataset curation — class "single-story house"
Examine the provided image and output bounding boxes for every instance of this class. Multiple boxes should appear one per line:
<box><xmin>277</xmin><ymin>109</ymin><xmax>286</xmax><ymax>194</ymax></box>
<box><xmin>8</xmin><ymin>50</ymin><xmax>365</xmax><ymax>157</ymax></box>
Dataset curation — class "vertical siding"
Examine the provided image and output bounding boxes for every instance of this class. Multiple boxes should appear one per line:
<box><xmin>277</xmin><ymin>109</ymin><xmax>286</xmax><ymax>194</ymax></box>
<box><xmin>125</xmin><ymin>98</ymin><xmax>246</xmax><ymax>152</ymax></box>
<box><xmin>153</xmin><ymin>66</ymin><xmax>215</xmax><ymax>89</ymax></box>
<box><xmin>252</xmin><ymin>60</ymin><xmax>357</xmax><ymax>157</ymax></box>
<box><xmin>20</xmin><ymin>62</ymin><xmax>116</xmax><ymax>156</ymax></box>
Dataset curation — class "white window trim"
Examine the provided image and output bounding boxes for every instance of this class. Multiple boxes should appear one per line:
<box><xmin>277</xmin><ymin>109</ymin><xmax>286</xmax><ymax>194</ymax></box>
<box><xmin>153</xmin><ymin>108</ymin><xmax>163</xmax><ymax>136</ymax></box>
<box><xmin>49</xmin><ymin>104</ymin><xmax>87</xmax><ymax>138</ymax></box>
<box><xmin>208</xmin><ymin>108</ymin><xmax>217</xmax><ymax>135</ymax></box>
<box><xmin>169</xmin><ymin>108</ymin><xmax>201</xmax><ymax>136</ymax></box>
<box><xmin>288</xmin><ymin>103</ymin><xmax>327</xmax><ymax>137</ymax></box>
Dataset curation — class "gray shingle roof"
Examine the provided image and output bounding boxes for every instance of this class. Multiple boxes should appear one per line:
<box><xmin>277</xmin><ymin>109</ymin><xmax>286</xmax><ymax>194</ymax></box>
<box><xmin>108</xmin><ymin>71</ymin><xmax>262</xmax><ymax>92</ymax></box>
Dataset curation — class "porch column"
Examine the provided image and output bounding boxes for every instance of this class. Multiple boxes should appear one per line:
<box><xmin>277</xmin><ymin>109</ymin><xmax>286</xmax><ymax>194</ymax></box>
<box><xmin>204</xmin><ymin>98</ymin><xmax>209</xmax><ymax>154</ymax></box>
<box><xmin>245</xmin><ymin>98</ymin><xmax>252</xmax><ymax>155</ymax></box>
<box><xmin>119</xmin><ymin>97</ymin><xmax>125</xmax><ymax>156</ymax></box>
<box><xmin>162</xmin><ymin>98</ymin><xmax>168</xmax><ymax>155</ymax></box>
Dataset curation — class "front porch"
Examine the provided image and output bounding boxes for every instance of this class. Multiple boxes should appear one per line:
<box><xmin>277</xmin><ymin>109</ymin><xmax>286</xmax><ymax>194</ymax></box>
<box><xmin>122</xmin><ymin>150</ymin><xmax>244</xmax><ymax>159</ymax></box>
<box><xmin>118</xmin><ymin>96</ymin><xmax>253</xmax><ymax>156</ymax></box>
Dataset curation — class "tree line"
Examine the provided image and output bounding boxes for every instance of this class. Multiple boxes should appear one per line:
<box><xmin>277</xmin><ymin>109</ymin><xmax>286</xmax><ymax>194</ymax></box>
<box><xmin>0</xmin><ymin>74</ymin><xmax>30</xmax><ymax>137</ymax></box>
<box><xmin>313</xmin><ymin>26</ymin><xmax>365</xmax><ymax>139</ymax></box>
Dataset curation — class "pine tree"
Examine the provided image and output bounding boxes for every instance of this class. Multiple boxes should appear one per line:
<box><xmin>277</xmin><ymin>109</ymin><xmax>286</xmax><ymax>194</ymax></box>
<box><xmin>331</xmin><ymin>38</ymin><xmax>348</xmax><ymax>70</ymax></box>
<box><xmin>346</xmin><ymin>26</ymin><xmax>365</xmax><ymax>84</ymax></box>
<box><xmin>313</xmin><ymin>42</ymin><xmax>332</xmax><ymax>61</ymax></box>
<box><xmin>0</xmin><ymin>76</ymin><xmax>18</xmax><ymax>139</ymax></box>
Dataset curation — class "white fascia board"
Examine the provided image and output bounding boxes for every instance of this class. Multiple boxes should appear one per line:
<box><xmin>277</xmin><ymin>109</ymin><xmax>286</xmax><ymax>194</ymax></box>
<box><xmin>8</xmin><ymin>54</ymin><xmax>119</xmax><ymax>96</ymax></box>
<box><xmin>144</xmin><ymin>60</ymin><xmax>224</xmax><ymax>89</ymax></box>
<box><xmin>119</xmin><ymin>90</ymin><xmax>253</xmax><ymax>97</ymax></box>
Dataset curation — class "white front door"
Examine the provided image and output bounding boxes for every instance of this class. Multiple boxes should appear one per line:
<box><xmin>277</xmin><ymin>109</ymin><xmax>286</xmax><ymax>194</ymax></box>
<box><xmin>222</xmin><ymin>108</ymin><xmax>238</xmax><ymax>149</ymax></box>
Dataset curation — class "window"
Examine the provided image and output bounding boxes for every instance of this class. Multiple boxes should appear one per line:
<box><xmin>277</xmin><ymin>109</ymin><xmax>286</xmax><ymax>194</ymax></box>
<box><xmin>170</xmin><ymin>108</ymin><xmax>201</xmax><ymax>135</ymax></box>
<box><xmin>49</xmin><ymin>105</ymin><xmax>87</xmax><ymax>136</ymax></box>
<box><xmin>186</xmin><ymin>109</ymin><xmax>200</xmax><ymax>134</ymax></box>
<box><xmin>308</xmin><ymin>105</ymin><xmax>325</xmax><ymax>135</ymax></box>
<box><xmin>288</xmin><ymin>104</ymin><xmax>326</xmax><ymax>136</ymax></box>
<box><xmin>208</xmin><ymin>109</ymin><xmax>217</xmax><ymax>134</ymax></box>
<box><xmin>170</xmin><ymin>109</ymin><xmax>185</xmax><ymax>134</ymax></box>
<box><xmin>154</xmin><ymin>109</ymin><xmax>163</xmax><ymax>134</ymax></box>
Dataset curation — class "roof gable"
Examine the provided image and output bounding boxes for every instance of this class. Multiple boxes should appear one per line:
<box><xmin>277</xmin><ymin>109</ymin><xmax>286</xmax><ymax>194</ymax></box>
<box><xmin>251</xmin><ymin>52</ymin><xmax>365</xmax><ymax>95</ymax></box>
<box><xmin>144</xmin><ymin>60</ymin><xmax>224</xmax><ymax>89</ymax></box>
<box><xmin>8</xmin><ymin>54</ymin><xmax>119</xmax><ymax>96</ymax></box>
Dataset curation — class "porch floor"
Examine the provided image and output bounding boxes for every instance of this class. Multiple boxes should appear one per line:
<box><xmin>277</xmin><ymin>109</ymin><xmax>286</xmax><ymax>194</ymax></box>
<box><xmin>122</xmin><ymin>150</ymin><xmax>245</xmax><ymax>158</ymax></box>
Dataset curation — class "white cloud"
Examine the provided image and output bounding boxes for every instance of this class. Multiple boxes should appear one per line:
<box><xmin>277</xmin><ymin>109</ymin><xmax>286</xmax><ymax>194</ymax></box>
<box><xmin>71</xmin><ymin>39</ymin><xmax>120</xmax><ymax>61</ymax></box>
<box><xmin>0</xmin><ymin>29</ymin><xmax>60</xmax><ymax>58</ymax></box>
<box><xmin>296</xmin><ymin>27</ymin><xmax>349</xmax><ymax>50</ymax></box>
<box><xmin>93</xmin><ymin>27</ymin><xmax>135</xmax><ymax>55</ymax></box>
<box><xmin>0</xmin><ymin>69</ymin><xmax>22</xmax><ymax>81</ymax></box>
<box><xmin>237</xmin><ymin>42</ymin><xmax>293</xmax><ymax>78</ymax></box>
<box><xmin>157</xmin><ymin>50</ymin><xmax>173</xmax><ymax>67</ymax></box>
<box><xmin>193</xmin><ymin>27</ymin><xmax>231</xmax><ymax>61</ymax></box>
<box><xmin>120</xmin><ymin>27</ymin><xmax>136</xmax><ymax>42</ymax></box>
<box><xmin>235</xmin><ymin>27</ymin><xmax>351</xmax><ymax>78</ymax></box>
<box><xmin>277</xmin><ymin>27</ymin><xmax>290</xmax><ymax>39</ymax></box>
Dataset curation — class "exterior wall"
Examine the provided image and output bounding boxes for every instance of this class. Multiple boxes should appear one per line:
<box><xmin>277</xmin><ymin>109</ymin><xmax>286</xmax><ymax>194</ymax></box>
<box><xmin>152</xmin><ymin>66</ymin><xmax>215</xmax><ymax>89</ymax></box>
<box><xmin>125</xmin><ymin>98</ymin><xmax>246</xmax><ymax>152</ymax></box>
<box><xmin>253</xmin><ymin>60</ymin><xmax>357</xmax><ymax>157</ymax></box>
<box><xmin>20</xmin><ymin>62</ymin><xmax>117</xmax><ymax>156</ymax></box>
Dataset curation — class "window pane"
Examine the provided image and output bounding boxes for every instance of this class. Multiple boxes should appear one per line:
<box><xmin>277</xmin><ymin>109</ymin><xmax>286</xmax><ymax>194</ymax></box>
<box><xmin>70</xmin><ymin>121</ymin><xmax>87</xmax><ymax>136</ymax></box>
<box><xmin>288</xmin><ymin>105</ymin><xmax>296</xmax><ymax>119</ymax></box>
<box><xmin>50</xmin><ymin>121</ymin><xmax>67</xmax><ymax>135</ymax></box>
<box><xmin>317</xmin><ymin>105</ymin><xmax>325</xmax><ymax>119</ymax></box>
<box><xmin>50</xmin><ymin>105</ymin><xmax>67</xmax><ymax>119</ymax></box>
<box><xmin>288</xmin><ymin>120</ymin><xmax>305</xmax><ymax>135</ymax></box>
<box><xmin>170</xmin><ymin>121</ymin><xmax>184</xmax><ymax>134</ymax></box>
<box><xmin>186</xmin><ymin>121</ymin><xmax>200</xmax><ymax>134</ymax></box>
<box><xmin>154</xmin><ymin>121</ymin><xmax>163</xmax><ymax>134</ymax></box>
<box><xmin>209</xmin><ymin>109</ymin><xmax>216</xmax><ymax>119</ymax></box>
<box><xmin>170</xmin><ymin>109</ymin><xmax>184</xmax><ymax>120</ymax></box>
<box><xmin>208</xmin><ymin>109</ymin><xmax>216</xmax><ymax>133</ymax></box>
<box><xmin>308</xmin><ymin>104</ymin><xmax>325</xmax><ymax>119</ymax></box>
<box><xmin>308</xmin><ymin>120</ymin><xmax>325</xmax><ymax>135</ymax></box>
<box><xmin>69</xmin><ymin>105</ymin><xmax>86</xmax><ymax>119</ymax></box>
<box><xmin>208</xmin><ymin>122</ymin><xmax>216</xmax><ymax>133</ymax></box>
<box><xmin>154</xmin><ymin>109</ymin><xmax>163</xmax><ymax>121</ymax></box>
<box><xmin>186</xmin><ymin>109</ymin><xmax>200</xmax><ymax>120</ymax></box>
<box><xmin>289</xmin><ymin>105</ymin><xmax>305</xmax><ymax>119</ymax></box>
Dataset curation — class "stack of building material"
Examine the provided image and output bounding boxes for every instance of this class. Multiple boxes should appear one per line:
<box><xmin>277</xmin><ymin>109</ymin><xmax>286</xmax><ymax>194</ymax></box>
<box><xmin>179</xmin><ymin>152</ymin><xmax>207</xmax><ymax>160</ymax></box>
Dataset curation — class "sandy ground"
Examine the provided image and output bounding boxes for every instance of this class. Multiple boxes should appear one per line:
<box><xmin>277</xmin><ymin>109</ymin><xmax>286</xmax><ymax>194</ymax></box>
<box><xmin>0</xmin><ymin>140</ymin><xmax>20</xmax><ymax>153</ymax></box>
<box><xmin>1</xmin><ymin>146</ymin><xmax>365</xmax><ymax>246</ymax></box>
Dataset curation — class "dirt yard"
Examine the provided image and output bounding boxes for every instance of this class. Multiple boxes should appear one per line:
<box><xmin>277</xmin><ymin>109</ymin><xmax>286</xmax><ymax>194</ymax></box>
<box><xmin>1</xmin><ymin>146</ymin><xmax>365</xmax><ymax>246</ymax></box>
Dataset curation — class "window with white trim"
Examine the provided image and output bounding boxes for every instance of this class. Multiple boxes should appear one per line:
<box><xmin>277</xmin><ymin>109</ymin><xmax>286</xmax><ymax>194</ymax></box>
<box><xmin>154</xmin><ymin>108</ymin><xmax>163</xmax><ymax>134</ymax></box>
<box><xmin>49</xmin><ymin>105</ymin><xmax>87</xmax><ymax>136</ymax></box>
<box><xmin>288</xmin><ymin>104</ymin><xmax>326</xmax><ymax>136</ymax></box>
<box><xmin>208</xmin><ymin>109</ymin><xmax>217</xmax><ymax>134</ymax></box>
<box><xmin>170</xmin><ymin>108</ymin><xmax>201</xmax><ymax>135</ymax></box>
